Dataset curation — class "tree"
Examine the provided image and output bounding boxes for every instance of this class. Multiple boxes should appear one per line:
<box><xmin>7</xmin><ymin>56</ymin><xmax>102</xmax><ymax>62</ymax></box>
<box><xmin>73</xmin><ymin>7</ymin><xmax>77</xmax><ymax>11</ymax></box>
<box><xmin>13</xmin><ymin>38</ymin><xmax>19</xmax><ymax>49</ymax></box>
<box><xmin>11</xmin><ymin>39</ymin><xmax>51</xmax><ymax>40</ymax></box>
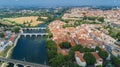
<box><xmin>60</xmin><ymin>42</ymin><xmax>71</xmax><ymax>49</ymax></box>
<box><xmin>48</xmin><ymin>32</ymin><xmax>53</xmax><ymax>38</ymax></box>
<box><xmin>64</xmin><ymin>61</ymin><xmax>81</xmax><ymax>67</ymax></box>
<box><xmin>0</xmin><ymin>32</ymin><xmax>4</xmax><ymax>38</ymax></box>
<box><xmin>49</xmin><ymin>54</ymin><xmax>65</xmax><ymax>67</ymax></box>
<box><xmin>111</xmin><ymin>56</ymin><xmax>120</xmax><ymax>67</ymax></box>
<box><xmin>95</xmin><ymin>46</ymin><xmax>101</xmax><ymax>51</ymax></box>
<box><xmin>98</xmin><ymin>50</ymin><xmax>108</xmax><ymax>60</ymax></box>
<box><xmin>12</xmin><ymin>27</ymin><xmax>20</xmax><ymax>33</ymax></box>
<box><xmin>69</xmin><ymin>45</ymin><xmax>84</xmax><ymax>59</ymax></box>
<box><xmin>46</xmin><ymin>40</ymin><xmax>57</xmax><ymax>63</ymax></box>
<box><xmin>96</xmin><ymin>65</ymin><xmax>103</xmax><ymax>67</ymax></box>
<box><xmin>116</xmin><ymin>32</ymin><xmax>120</xmax><ymax>41</ymax></box>
<box><xmin>64</xmin><ymin>55</ymin><xmax>71</xmax><ymax>62</ymax></box>
<box><xmin>83</xmin><ymin>53</ymin><xmax>96</xmax><ymax>65</ymax></box>
<box><xmin>98</xmin><ymin>17</ymin><xmax>104</xmax><ymax>22</ymax></box>
<box><xmin>84</xmin><ymin>47</ymin><xmax>95</xmax><ymax>52</ymax></box>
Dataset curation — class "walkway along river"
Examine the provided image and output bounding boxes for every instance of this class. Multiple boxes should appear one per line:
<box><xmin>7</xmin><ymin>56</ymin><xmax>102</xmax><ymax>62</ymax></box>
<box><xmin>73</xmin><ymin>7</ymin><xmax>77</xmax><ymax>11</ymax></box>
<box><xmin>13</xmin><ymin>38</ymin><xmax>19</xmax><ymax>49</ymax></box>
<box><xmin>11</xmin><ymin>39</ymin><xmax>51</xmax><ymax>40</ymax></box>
<box><xmin>7</xmin><ymin>23</ymin><xmax>48</xmax><ymax>67</ymax></box>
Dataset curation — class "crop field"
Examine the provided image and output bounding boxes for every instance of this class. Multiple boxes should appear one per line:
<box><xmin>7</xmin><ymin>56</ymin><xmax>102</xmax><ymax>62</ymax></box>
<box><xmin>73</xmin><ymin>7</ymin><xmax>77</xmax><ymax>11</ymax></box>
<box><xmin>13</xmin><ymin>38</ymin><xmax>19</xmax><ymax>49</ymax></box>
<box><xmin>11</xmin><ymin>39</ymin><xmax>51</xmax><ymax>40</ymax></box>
<box><xmin>4</xmin><ymin>16</ymin><xmax>42</xmax><ymax>26</ymax></box>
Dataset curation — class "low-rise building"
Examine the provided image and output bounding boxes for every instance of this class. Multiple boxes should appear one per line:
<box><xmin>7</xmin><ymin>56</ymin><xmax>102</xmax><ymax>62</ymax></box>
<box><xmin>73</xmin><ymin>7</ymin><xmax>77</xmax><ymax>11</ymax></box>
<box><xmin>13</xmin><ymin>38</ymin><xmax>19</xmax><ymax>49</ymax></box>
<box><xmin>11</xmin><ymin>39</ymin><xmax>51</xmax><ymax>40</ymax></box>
<box><xmin>75</xmin><ymin>51</ymin><xmax>86</xmax><ymax>67</ymax></box>
<box><xmin>8</xmin><ymin>37</ymin><xmax>14</xmax><ymax>46</ymax></box>
<box><xmin>112</xmin><ymin>49</ymin><xmax>120</xmax><ymax>57</ymax></box>
<box><xmin>91</xmin><ymin>52</ymin><xmax>103</xmax><ymax>66</ymax></box>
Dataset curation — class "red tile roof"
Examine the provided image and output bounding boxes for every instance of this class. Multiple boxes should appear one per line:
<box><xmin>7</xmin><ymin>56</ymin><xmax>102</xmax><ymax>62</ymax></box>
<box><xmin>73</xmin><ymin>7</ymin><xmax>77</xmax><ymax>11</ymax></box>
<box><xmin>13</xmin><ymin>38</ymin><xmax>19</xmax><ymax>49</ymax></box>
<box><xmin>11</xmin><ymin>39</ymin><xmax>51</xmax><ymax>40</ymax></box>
<box><xmin>75</xmin><ymin>51</ymin><xmax>85</xmax><ymax>62</ymax></box>
<box><xmin>9</xmin><ymin>37</ymin><xmax>14</xmax><ymax>42</ymax></box>
<box><xmin>91</xmin><ymin>52</ymin><xmax>102</xmax><ymax>61</ymax></box>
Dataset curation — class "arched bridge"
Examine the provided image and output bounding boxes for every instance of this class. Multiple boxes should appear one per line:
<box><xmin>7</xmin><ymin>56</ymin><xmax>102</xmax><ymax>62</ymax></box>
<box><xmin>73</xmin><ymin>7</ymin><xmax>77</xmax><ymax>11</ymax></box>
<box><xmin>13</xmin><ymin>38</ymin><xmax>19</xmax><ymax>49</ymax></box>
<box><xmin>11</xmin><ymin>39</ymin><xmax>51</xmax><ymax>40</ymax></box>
<box><xmin>20</xmin><ymin>33</ymin><xmax>48</xmax><ymax>37</ymax></box>
<box><xmin>0</xmin><ymin>57</ymin><xmax>50</xmax><ymax>67</ymax></box>
<box><xmin>21</xmin><ymin>27</ymin><xmax>46</xmax><ymax>30</ymax></box>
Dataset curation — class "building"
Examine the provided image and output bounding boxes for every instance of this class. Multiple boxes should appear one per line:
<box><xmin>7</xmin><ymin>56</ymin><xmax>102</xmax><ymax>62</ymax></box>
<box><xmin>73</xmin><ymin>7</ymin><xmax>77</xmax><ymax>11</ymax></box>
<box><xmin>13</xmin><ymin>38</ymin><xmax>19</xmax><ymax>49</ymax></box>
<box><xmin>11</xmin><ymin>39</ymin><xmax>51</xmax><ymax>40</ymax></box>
<box><xmin>75</xmin><ymin>51</ymin><xmax>86</xmax><ymax>67</ymax></box>
<box><xmin>91</xmin><ymin>52</ymin><xmax>103</xmax><ymax>66</ymax></box>
<box><xmin>0</xmin><ymin>40</ymin><xmax>5</xmax><ymax>47</ymax></box>
<box><xmin>9</xmin><ymin>37</ymin><xmax>14</xmax><ymax>45</ymax></box>
<box><xmin>112</xmin><ymin>49</ymin><xmax>120</xmax><ymax>57</ymax></box>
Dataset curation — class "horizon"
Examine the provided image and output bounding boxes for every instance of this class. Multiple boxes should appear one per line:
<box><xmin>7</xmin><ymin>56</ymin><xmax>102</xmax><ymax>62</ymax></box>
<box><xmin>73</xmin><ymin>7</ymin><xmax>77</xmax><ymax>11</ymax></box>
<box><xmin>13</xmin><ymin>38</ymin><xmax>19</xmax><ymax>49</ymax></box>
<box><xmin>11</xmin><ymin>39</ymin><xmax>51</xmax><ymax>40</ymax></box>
<box><xmin>0</xmin><ymin>0</ymin><xmax>120</xmax><ymax>7</ymax></box>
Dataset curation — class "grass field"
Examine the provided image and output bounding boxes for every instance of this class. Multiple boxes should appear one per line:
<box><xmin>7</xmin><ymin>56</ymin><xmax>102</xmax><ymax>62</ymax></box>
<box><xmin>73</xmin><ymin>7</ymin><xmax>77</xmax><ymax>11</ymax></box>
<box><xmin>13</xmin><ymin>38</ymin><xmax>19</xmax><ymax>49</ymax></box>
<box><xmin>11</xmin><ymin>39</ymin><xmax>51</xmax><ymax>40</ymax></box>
<box><xmin>4</xmin><ymin>16</ymin><xmax>42</xmax><ymax>26</ymax></box>
<box><xmin>0</xmin><ymin>46</ymin><xmax>12</xmax><ymax>57</ymax></box>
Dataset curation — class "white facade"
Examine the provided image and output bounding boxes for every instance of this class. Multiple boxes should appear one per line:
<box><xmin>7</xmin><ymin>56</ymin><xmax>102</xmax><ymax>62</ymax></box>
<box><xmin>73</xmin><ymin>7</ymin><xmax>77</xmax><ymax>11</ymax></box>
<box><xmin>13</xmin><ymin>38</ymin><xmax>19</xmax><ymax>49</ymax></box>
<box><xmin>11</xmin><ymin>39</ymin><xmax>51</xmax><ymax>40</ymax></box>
<box><xmin>9</xmin><ymin>41</ymin><xmax>13</xmax><ymax>46</ymax></box>
<box><xmin>95</xmin><ymin>60</ymin><xmax>103</xmax><ymax>66</ymax></box>
<box><xmin>75</xmin><ymin>57</ymin><xmax>86</xmax><ymax>67</ymax></box>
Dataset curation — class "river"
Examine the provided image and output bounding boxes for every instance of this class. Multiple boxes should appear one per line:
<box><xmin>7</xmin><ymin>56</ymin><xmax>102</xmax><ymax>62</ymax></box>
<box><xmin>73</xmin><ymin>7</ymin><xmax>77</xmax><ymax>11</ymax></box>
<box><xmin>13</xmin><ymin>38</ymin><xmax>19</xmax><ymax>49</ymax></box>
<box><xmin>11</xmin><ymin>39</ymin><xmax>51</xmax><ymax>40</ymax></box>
<box><xmin>7</xmin><ymin>23</ymin><xmax>48</xmax><ymax>67</ymax></box>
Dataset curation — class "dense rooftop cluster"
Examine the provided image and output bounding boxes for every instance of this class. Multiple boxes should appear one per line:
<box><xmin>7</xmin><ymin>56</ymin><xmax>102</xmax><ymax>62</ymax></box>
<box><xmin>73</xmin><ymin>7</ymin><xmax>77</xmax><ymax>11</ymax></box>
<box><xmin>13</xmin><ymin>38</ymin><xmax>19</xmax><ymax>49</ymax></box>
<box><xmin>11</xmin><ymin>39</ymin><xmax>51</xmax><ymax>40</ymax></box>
<box><xmin>62</xmin><ymin>8</ymin><xmax>120</xmax><ymax>25</ymax></box>
<box><xmin>48</xmin><ymin>20</ymin><xmax>116</xmax><ymax>49</ymax></box>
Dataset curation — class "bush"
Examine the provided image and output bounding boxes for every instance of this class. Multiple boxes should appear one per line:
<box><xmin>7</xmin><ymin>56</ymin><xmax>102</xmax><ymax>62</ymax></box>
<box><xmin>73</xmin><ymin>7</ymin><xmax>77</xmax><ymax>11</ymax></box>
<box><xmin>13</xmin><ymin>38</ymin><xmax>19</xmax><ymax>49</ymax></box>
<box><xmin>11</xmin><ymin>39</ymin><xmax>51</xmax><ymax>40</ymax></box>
<box><xmin>0</xmin><ymin>32</ymin><xmax>4</xmax><ymax>38</ymax></box>
<box><xmin>98</xmin><ymin>50</ymin><xmax>108</xmax><ymax>60</ymax></box>
<box><xmin>12</xmin><ymin>27</ymin><xmax>20</xmax><ymax>33</ymax></box>
<box><xmin>46</xmin><ymin>40</ymin><xmax>57</xmax><ymax>61</ymax></box>
<box><xmin>83</xmin><ymin>52</ymin><xmax>96</xmax><ymax>65</ymax></box>
<box><xmin>60</xmin><ymin>42</ymin><xmax>71</xmax><ymax>49</ymax></box>
<box><xmin>111</xmin><ymin>56</ymin><xmax>120</xmax><ymax>67</ymax></box>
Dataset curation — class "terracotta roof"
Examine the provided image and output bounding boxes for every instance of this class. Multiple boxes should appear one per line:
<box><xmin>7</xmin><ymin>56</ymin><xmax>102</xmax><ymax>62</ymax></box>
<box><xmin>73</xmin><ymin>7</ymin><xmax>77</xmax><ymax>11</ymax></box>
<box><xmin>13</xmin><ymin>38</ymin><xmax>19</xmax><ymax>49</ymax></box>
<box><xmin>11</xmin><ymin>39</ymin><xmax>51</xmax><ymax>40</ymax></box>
<box><xmin>75</xmin><ymin>51</ymin><xmax>85</xmax><ymax>62</ymax></box>
<box><xmin>91</xmin><ymin>52</ymin><xmax>102</xmax><ymax>61</ymax></box>
<box><xmin>9</xmin><ymin>37</ymin><xmax>14</xmax><ymax>42</ymax></box>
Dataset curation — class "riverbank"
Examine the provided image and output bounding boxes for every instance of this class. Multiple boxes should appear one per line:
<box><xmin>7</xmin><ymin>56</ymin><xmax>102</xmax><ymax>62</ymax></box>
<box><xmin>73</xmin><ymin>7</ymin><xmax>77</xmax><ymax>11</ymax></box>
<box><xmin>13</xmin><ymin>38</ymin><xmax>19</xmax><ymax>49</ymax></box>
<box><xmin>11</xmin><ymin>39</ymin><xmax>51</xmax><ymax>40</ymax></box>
<box><xmin>1</xmin><ymin>34</ymin><xmax>20</xmax><ymax>67</ymax></box>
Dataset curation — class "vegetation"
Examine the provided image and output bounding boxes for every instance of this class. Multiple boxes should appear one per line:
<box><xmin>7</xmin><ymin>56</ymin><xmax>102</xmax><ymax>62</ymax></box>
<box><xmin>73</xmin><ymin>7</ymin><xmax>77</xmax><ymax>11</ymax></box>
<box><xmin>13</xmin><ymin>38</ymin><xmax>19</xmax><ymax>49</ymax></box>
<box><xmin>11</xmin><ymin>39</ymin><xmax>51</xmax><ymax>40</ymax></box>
<box><xmin>116</xmin><ymin>32</ymin><xmax>120</xmax><ymax>41</ymax></box>
<box><xmin>46</xmin><ymin>40</ymin><xmax>57</xmax><ymax>60</ymax></box>
<box><xmin>95</xmin><ymin>46</ymin><xmax>101</xmax><ymax>51</ymax></box>
<box><xmin>49</xmin><ymin>54</ymin><xmax>65</xmax><ymax>67</ymax></box>
<box><xmin>69</xmin><ymin>45</ymin><xmax>95</xmax><ymax>60</ymax></box>
<box><xmin>2</xmin><ymin>19</ymin><xmax>25</xmax><ymax>27</ymax></box>
<box><xmin>60</xmin><ymin>42</ymin><xmax>71</xmax><ymax>49</ymax></box>
<box><xmin>83</xmin><ymin>52</ymin><xmax>96</xmax><ymax>65</ymax></box>
<box><xmin>0</xmin><ymin>46</ymin><xmax>12</xmax><ymax>57</ymax></box>
<box><xmin>111</xmin><ymin>56</ymin><xmax>120</xmax><ymax>67</ymax></box>
<box><xmin>96</xmin><ymin>65</ymin><xmax>103</xmax><ymax>67</ymax></box>
<box><xmin>62</xmin><ymin>17</ymin><xmax>104</xmax><ymax>28</ymax></box>
<box><xmin>46</xmin><ymin>39</ymin><xmax>108</xmax><ymax>67</ymax></box>
<box><xmin>48</xmin><ymin>32</ymin><xmax>53</xmax><ymax>38</ymax></box>
<box><xmin>97</xmin><ymin>17</ymin><xmax>104</xmax><ymax>22</ymax></box>
<box><xmin>46</xmin><ymin>40</ymin><xmax>85</xmax><ymax>66</ymax></box>
<box><xmin>98</xmin><ymin>50</ymin><xmax>108</xmax><ymax>60</ymax></box>
<box><xmin>63</xmin><ymin>61</ymin><xmax>81</xmax><ymax>67</ymax></box>
<box><xmin>83</xmin><ymin>16</ymin><xmax>97</xmax><ymax>21</ymax></box>
<box><xmin>12</xmin><ymin>27</ymin><xmax>20</xmax><ymax>33</ymax></box>
<box><xmin>0</xmin><ymin>32</ymin><xmax>4</xmax><ymax>38</ymax></box>
<box><xmin>83</xmin><ymin>16</ymin><xmax>104</xmax><ymax>22</ymax></box>
<box><xmin>104</xmin><ymin>25</ymin><xmax>120</xmax><ymax>41</ymax></box>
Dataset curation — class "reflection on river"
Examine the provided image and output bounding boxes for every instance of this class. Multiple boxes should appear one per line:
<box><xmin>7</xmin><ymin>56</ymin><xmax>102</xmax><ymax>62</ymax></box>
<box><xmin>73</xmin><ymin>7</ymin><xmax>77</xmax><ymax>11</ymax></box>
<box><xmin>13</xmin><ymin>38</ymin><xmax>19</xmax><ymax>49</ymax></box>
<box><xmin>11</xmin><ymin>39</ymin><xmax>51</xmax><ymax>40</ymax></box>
<box><xmin>12</xmin><ymin>35</ymin><xmax>48</xmax><ymax>63</ymax></box>
<box><xmin>7</xmin><ymin>28</ymin><xmax>48</xmax><ymax>67</ymax></box>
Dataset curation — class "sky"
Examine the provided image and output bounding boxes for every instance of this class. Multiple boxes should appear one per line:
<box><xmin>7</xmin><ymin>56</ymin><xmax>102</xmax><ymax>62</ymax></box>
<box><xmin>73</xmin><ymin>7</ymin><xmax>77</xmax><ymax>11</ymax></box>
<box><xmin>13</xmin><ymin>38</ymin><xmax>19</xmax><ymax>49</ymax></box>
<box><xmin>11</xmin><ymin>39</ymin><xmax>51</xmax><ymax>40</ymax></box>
<box><xmin>0</xmin><ymin>0</ymin><xmax>120</xmax><ymax>7</ymax></box>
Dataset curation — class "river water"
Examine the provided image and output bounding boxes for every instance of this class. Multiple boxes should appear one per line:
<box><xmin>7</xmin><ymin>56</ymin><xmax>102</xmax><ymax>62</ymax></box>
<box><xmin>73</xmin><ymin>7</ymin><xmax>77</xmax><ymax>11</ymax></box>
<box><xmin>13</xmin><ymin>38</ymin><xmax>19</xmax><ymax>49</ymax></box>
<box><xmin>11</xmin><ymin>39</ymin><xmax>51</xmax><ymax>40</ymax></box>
<box><xmin>7</xmin><ymin>23</ymin><xmax>48</xmax><ymax>67</ymax></box>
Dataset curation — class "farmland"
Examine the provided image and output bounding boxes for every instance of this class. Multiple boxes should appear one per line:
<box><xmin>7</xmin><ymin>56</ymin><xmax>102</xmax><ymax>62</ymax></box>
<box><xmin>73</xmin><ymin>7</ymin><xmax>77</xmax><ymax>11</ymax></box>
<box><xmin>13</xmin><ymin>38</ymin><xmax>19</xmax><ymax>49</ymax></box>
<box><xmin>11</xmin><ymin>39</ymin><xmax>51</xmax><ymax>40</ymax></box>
<box><xmin>3</xmin><ymin>16</ymin><xmax>42</xmax><ymax>26</ymax></box>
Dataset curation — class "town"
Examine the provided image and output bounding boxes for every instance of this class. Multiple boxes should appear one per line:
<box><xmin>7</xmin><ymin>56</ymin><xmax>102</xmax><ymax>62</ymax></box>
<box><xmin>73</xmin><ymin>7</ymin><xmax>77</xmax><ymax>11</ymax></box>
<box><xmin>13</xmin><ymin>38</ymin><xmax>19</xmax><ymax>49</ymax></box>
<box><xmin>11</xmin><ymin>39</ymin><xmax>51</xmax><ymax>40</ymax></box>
<box><xmin>0</xmin><ymin>6</ymin><xmax>120</xmax><ymax>67</ymax></box>
<box><xmin>47</xmin><ymin>7</ymin><xmax>120</xmax><ymax>67</ymax></box>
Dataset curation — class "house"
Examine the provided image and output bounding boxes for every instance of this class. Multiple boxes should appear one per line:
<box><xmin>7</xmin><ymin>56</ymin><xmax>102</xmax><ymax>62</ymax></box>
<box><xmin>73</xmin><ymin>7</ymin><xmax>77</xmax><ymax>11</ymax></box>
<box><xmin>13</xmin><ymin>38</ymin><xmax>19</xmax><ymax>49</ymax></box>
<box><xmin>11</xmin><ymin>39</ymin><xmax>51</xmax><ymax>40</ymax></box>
<box><xmin>91</xmin><ymin>52</ymin><xmax>103</xmax><ymax>66</ymax></box>
<box><xmin>0</xmin><ymin>40</ymin><xmax>5</xmax><ymax>47</ymax></box>
<box><xmin>9</xmin><ymin>37</ymin><xmax>14</xmax><ymax>46</ymax></box>
<box><xmin>75</xmin><ymin>51</ymin><xmax>86</xmax><ymax>67</ymax></box>
<box><xmin>112</xmin><ymin>49</ymin><xmax>119</xmax><ymax>57</ymax></box>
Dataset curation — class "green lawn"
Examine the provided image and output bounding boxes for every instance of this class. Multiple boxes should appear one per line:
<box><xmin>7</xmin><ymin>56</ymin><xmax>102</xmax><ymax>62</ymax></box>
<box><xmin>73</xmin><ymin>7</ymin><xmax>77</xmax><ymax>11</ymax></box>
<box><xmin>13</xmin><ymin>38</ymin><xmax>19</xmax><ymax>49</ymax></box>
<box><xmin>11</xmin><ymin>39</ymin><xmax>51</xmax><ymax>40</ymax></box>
<box><xmin>0</xmin><ymin>46</ymin><xmax>12</xmax><ymax>57</ymax></box>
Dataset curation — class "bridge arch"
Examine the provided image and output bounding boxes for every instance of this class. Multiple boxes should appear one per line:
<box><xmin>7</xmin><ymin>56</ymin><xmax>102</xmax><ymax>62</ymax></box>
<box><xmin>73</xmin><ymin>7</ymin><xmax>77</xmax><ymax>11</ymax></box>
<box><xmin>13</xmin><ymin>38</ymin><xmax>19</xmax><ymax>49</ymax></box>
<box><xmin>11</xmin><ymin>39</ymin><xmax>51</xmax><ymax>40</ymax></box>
<box><xmin>0</xmin><ymin>57</ymin><xmax>50</xmax><ymax>67</ymax></box>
